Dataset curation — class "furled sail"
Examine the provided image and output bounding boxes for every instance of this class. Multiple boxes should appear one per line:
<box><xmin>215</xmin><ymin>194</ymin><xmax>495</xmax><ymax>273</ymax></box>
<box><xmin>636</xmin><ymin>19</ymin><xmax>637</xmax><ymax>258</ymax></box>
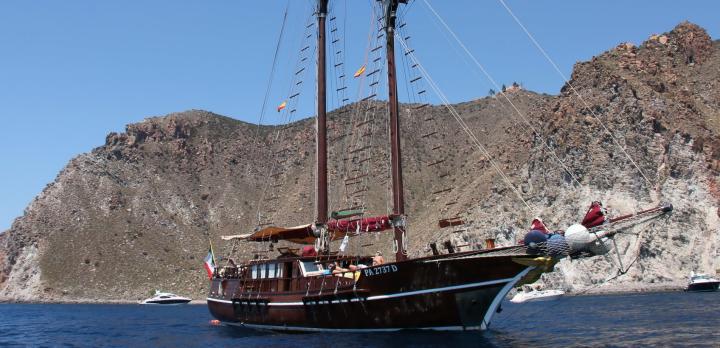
<box><xmin>222</xmin><ymin>224</ymin><xmax>315</xmax><ymax>244</ymax></box>
<box><xmin>327</xmin><ymin>215</ymin><xmax>393</xmax><ymax>233</ymax></box>
<box><xmin>581</xmin><ymin>201</ymin><xmax>607</xmax><ymax>228</ymax></box>
<box><xmin>221</xmin><ymin>215</ymin><xmax>395</xmax><ymax>245</ymax></box>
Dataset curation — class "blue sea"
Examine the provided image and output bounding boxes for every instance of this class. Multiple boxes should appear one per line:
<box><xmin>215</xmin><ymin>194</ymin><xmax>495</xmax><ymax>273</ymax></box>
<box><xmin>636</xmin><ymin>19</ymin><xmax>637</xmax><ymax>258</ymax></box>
<box><xmin>0</xmin><ymin>291</ymin><xmax>718</xmax><ymax>347</ymax></box>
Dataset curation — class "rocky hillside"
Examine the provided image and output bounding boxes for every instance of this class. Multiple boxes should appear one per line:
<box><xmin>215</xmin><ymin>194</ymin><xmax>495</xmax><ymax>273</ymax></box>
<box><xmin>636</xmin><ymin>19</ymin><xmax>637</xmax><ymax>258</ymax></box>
<box><xmin>1</xmin><ymin>22</ymin><xmax>718</xmax><ymax>302</ymax></box>
<box><xmin>475</xmin><ymin>22</ymin><xmax>720</xmax><ymax>293</ymax></box>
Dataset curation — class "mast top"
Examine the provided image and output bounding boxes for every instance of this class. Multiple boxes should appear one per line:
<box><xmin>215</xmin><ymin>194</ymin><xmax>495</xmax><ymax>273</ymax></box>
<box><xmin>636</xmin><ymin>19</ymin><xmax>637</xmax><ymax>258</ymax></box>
<box><xmin>317</xmin><ymin>0</ymin><xmax>328</xmax><ymax>15</ymax></box>
<box><xmin>382</xmin><ymin>0</ymin><xmax>408</xmax><ymax>27</ymax></box>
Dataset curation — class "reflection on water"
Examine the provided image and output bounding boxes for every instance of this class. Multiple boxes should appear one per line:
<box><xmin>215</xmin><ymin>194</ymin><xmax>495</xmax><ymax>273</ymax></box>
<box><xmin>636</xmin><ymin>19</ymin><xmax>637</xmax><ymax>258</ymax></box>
<box><xmin>0</xmin><ymin>292</ymin><xmax>718</xmax><ymax>347</ymax></box>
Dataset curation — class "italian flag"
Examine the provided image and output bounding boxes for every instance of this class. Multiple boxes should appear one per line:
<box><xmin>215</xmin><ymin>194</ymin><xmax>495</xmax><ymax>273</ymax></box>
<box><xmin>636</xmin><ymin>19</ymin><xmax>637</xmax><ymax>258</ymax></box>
<box><xmin>204</xmin><ymin>248</ymin><xmax>216</xmax><ymax>280</ymax></box>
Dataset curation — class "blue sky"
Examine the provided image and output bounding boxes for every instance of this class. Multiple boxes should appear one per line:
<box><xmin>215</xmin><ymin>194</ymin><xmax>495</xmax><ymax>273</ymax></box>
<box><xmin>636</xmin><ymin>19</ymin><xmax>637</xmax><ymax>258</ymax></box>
<box><xmin>1</xmin><ymin>0</ymin><xmax>718</xmax><ymax>231</ymax></box>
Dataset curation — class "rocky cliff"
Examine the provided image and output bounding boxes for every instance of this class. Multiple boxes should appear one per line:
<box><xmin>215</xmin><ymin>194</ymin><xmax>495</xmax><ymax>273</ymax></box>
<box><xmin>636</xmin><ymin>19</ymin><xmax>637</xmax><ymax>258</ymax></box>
<box><xmin>476</xmin><ymin>22</ymin><xmax>720</xmax><ymax>293</ymax></box>
<box><xmin>1</xmin><ymin>22</ymin><xmax>718</xmax><ymax>302</ymax></box>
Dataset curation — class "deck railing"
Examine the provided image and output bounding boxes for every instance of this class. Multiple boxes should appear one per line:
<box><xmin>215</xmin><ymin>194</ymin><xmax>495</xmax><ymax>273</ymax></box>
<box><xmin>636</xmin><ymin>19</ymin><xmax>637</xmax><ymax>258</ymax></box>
<box><xmin>212</xmin><ymin>267</ymin><xmax>359</xmax><ymax>297</ymax></box>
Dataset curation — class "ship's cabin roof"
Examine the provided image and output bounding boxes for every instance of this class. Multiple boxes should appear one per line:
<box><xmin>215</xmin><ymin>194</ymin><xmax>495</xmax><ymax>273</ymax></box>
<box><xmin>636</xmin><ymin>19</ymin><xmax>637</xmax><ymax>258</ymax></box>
<box><xmin>218</xmin><ymin>253</ymin><xmax>374</xmax><ymax>280</ymax></box>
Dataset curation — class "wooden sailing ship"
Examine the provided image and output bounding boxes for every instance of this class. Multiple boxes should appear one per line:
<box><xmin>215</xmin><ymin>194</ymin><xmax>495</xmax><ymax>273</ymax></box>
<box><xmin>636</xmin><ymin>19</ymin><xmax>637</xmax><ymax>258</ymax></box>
<box><xmin>206</xmin><ymin>0</ymin><xmax>672</xmax><ymax>332</ymax></box>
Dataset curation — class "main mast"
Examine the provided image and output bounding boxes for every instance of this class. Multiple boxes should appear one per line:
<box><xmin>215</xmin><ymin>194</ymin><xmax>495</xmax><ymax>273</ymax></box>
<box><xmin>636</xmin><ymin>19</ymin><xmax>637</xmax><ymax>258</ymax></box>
<box><xmin>384</xmin><ymin>0</ymin><xmax>408</xmax><ymax>261</ymax></box>
<box><xmin>316</xmin><ymin>0</ymin><xmax>329</xmax><ymax>225</ymax></box>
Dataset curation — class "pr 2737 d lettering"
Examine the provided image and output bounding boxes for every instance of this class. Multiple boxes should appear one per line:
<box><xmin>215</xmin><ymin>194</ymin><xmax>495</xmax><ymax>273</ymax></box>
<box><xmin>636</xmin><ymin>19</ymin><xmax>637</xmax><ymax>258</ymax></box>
<box><xmin>363</xmin><ymin>265</ymin><xmax>399</xmax><ymax>277</ymax></box>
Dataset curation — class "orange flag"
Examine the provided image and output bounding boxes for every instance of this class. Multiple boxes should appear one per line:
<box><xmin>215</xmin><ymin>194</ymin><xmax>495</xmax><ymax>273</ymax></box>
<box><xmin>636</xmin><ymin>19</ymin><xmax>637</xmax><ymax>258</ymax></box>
<box><xmin>277</xmin><ymin>101</ymin><xmax>287</xmax><ymax>112</ymax></box>
<box><xmin>353</xmin><ymin>65</ymin><xmax>366</xmax><ymax>78</ymax></box>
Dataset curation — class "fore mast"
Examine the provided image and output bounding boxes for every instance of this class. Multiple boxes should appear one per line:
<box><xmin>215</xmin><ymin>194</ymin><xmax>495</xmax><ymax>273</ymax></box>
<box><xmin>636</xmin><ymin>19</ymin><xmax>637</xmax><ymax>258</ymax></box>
<box><xmin>384</xmin><ymin>0</ymin><xmax>408</xmax><ymax>261</ymax></box>
<box><xmin>315</xmin><ymin>0</ymin><xmax>329</xmax><ymax>248</ymax></box>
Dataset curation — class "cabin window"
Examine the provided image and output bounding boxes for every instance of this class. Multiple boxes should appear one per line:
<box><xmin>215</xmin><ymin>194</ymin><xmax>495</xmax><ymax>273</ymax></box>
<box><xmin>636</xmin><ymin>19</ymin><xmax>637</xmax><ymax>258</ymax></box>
<box><xmin>299</xmin><ymin>261</ymin><xmax>325</xmax><ymax>276</ymax></box>
<box><xmin>251</xmin><ymin>265</ymin><xmax>258</xmax><ymax>279</ymax></box>
<box><xmin>268</xmin><ymin>263</ymin><xmax>276</xmax><ymax>278</ymax></box>
<box><xmin>276</xmin><ymin>263</ymin><xmax>284</xmax><ymax>278</ymax></box>
<box><xmin>303</xmin><ymin>261</ymin><xmax>321</xmax><ymax>272</ymax></box>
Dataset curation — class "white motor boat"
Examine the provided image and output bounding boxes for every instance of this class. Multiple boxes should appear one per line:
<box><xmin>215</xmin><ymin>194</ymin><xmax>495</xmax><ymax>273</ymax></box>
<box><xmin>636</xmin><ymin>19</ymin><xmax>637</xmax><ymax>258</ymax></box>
<box><xmin>141</xmin><ymin>290</ymin><xmax>192</xmax><ymax>305</ymax></box>
<box><xmin>510</xmin><ymin>286</ymin><xmax>564</xmax><ymax>303</ymax></box>
<box><xmin>686</xmin><ymin>272</ymin><xmax>720</xmax><ymax>292</ymax></box>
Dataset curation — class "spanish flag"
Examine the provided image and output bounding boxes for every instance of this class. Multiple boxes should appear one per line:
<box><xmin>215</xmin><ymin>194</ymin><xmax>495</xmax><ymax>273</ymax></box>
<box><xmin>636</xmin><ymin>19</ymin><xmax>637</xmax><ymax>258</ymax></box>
<box><xmin>353</xmin><ymin>65</ymin><xmax>366</xmax><ymax>78</ymax></box>
<box><xmin>277</xmin><ymin>101</ymin><xmax>287</xmax><ymax>112</ymax></box>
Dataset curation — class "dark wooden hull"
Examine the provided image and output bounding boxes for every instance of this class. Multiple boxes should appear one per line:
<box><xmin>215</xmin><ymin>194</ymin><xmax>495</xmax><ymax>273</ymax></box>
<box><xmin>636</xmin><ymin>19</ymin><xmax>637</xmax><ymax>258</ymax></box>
<box><xmin>207</xmin><ymin>251</ymin><xmax>536</xmax><ymax>331</ymax></box>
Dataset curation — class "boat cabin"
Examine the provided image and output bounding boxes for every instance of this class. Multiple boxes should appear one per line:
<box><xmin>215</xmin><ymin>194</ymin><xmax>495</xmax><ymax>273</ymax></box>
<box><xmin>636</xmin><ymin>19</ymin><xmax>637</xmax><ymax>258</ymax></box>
<box><xmin>211</xmin><ymin>247</ymin><xmax>375</xmax><ymax>299</ymax></box>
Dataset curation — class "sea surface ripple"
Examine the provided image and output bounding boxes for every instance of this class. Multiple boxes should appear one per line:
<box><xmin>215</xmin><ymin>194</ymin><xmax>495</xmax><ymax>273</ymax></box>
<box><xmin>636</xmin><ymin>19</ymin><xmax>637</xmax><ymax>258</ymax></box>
<box><xmin>0</xmin><ymin>291</ymin><xmax>718</xmax><ymax>347</ymax></box>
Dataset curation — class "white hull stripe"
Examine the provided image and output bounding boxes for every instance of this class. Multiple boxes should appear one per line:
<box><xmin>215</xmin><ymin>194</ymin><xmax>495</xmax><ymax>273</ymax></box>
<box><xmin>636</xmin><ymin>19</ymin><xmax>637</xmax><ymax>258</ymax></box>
<box><xmin>480</xmin><ymin>266</ymin><xmax>534</xmax><ymax>330</ymax></box>
<box><xmin>224</xmin><ymin>321</ymin><xmax>482</xmax><ymax>333</ymax></box>
<box><xmin>207</xmin><ymin>276</ymin><xmax>516</xmax><ymax>306</ymax></box>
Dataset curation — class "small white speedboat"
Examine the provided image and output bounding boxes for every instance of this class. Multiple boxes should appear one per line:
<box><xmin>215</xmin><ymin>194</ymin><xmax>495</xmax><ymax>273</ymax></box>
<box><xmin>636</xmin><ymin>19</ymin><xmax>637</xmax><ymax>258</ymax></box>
<box><xmin>141</xmin><ymin>290</ymin><xmax>191</xmax><ymax>305</ymax></box>
<box><xmin>510</xmin><ymin>287</ymin><xmax>564</xmax><ymax>303</ymax></box>
<box><xmin>686</xmin><ymin>272</ymin><xmax>720</xmax><ymax>292</ymax></box>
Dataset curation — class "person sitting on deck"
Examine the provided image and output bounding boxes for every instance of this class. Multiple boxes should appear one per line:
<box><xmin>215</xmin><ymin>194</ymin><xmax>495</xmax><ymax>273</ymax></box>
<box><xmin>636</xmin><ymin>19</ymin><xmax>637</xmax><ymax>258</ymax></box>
<box><xmin>348</xmin><ymin>263</ymin><xmax>368</xmax><ymax>271</ymax></box>
<box><xmin>372</xmin><ymin>251</ymin><xmax>385</xmax><ymax>266</ymax></box>
<box><xmin>331</xmin><ymin>262</ymin><xmax>349</xmax><ymax>275</ymax></box>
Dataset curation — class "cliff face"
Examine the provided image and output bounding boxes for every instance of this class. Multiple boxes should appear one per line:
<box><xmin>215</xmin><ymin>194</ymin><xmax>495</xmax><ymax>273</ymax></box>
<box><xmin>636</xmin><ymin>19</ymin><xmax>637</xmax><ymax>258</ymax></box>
<box><xmin>555</xmin><ymin>22</ymin><xmax>720</xmax><ymax>291</ymax></box>
<box><xmin>1</xmin><ymin>22</ymin><xmax>718</xmax><ymax>301</ymax></box>
<box><xmin>471</xmin><ymin>22</ymin><xmax>720</xmax><ymax>292</ymax></box>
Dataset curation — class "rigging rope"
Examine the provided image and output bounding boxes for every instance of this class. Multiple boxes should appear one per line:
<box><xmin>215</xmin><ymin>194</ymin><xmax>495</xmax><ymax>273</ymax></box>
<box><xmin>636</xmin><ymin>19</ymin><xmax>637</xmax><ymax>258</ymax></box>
<box><xmin>336</xmin><ymin>3</ymin><xmax>387</xmax><ymax>222</ymax></box>
<box><xmin>235</xmin><ymin>0</ymin><xmax>300</xmax><ymax>258</ymax></box>
<box><xmin>239</xmin><ymin>0</ymin><xmax>292</xmax><ymax>224</ymax></box>
<box><xmin>335</xmin><ymin>4</ymin><xmax>376</xmax><ymax>207</ymax></box>
<box><xmin>254</xmin><ymin>0</ymin><xmax>290</xmax><ymax>135</ymax></box>
<box><xmin>397</xmin><ymin>35</ymin><xmax>541</xmax><ymax>218</ymax></box>
<box><xmin>396</xmin><ymin>20</ymin><xmax>462</xmax><ymax>255</ymax></box>
<box><xmin>411</xmin><ymin>3</ymin><xmax>668</xmax><ymax>299</ymax></box>
<box><xmin>421</xmin><ymin>0</ymin><xmax>584</xmax><ymax>189</ymax></box>
<box><xmin>253</xmin><ymin>5</ymin><xmax>317</xmax><ymax>232</ymax></box>
<box><xmin>495</xmin><ymin>249</ymin><xmax>635</xmax><ymax>327</ymax></box>
<box><xmin>327</xmin><ymin>1</ymin><xmax>353</xmax><ymax>215</ymax></box>
<box><xmin>495</xmin><ymin>0</ymin><xmax>655</xmax><ymax>188</ymax></box>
